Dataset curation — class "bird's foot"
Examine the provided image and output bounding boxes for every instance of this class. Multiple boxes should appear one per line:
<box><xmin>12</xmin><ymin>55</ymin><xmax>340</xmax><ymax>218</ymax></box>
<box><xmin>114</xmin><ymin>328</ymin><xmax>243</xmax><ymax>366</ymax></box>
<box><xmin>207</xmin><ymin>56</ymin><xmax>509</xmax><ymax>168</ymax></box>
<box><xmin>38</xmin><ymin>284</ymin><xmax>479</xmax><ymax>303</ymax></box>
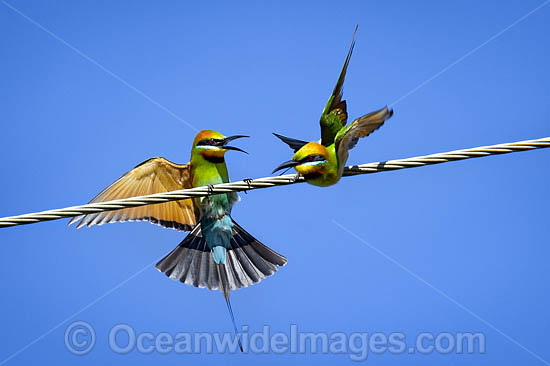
<box><xmin>207</xmin><ymin>184</ymin><xmax>215</xmax><ymax>194</ymax></box>
<box><xmin>242</xmin><ymin>178</ymin><xmax>253</xmax><ymax>194</ymax></box>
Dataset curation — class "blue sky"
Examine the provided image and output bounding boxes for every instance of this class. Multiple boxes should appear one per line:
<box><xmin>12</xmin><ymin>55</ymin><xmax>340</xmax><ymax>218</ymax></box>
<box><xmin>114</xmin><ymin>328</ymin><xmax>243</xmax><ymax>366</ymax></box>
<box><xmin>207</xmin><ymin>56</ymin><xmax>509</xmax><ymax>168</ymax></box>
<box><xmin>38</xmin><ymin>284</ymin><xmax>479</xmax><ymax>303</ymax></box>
<box><xmin>1</xmin><ymin>0</ymin><xmax>549</xmax><ymax>364</ymax></box>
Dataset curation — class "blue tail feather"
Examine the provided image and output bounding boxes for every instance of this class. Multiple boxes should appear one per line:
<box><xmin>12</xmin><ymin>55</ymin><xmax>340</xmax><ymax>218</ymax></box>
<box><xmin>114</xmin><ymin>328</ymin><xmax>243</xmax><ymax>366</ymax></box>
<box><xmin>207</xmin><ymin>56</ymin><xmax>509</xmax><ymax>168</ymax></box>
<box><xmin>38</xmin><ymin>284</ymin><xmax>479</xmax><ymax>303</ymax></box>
<box><xmin>201</xmin><ymin>214</ymin><xmax>233</xmax><ymax>264</ymax></box>
<box><xmin>212</xmin><ymin>246</ymin><xmax>226</xmax><ymax>264</ymax></box>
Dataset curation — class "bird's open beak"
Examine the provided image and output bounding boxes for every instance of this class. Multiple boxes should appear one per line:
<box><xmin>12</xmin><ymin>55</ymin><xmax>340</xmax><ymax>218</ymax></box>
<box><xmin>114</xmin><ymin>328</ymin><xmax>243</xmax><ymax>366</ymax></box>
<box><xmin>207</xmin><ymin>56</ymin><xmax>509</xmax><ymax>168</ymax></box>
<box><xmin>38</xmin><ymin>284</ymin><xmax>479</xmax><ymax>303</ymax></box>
<box><xmin>272</xmin><ymin>159</ymin><xmax>300</xmax><ymax>174</ymax></box>
<box><xmin>222</xmin><ymin>135</ymin><xmax>249</xmax><ymax>154</ymax></box>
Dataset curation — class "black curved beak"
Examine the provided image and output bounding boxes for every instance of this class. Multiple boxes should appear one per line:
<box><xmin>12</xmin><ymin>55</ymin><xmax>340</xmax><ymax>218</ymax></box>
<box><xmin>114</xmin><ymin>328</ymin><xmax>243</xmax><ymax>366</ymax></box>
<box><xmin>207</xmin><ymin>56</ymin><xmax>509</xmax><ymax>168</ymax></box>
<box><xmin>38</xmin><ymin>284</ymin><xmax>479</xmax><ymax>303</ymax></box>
<box><xmin>222</xmin><ymin>135</ymin><xmax>249</xmax><ymax>154</ymax></box>
<box><xmin>272</xmin><ymin>159</ymin><xmax>299</xmax><ymax>174</ymax></box>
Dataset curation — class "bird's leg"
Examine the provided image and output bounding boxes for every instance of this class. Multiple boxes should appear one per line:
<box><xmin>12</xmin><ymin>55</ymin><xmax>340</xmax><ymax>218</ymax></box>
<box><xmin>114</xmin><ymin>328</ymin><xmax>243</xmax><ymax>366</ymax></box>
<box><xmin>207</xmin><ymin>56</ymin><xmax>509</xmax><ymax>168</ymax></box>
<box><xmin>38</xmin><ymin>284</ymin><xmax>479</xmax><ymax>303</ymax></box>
<box><xmin>242</xmin><ymin>178</ymin><xmax>253</xmax><ymax>194</ymax></box>
<box><xmin>207</xmin><ymin>184</ymin><xmax>215</xmax><ymax>195</ymax></box>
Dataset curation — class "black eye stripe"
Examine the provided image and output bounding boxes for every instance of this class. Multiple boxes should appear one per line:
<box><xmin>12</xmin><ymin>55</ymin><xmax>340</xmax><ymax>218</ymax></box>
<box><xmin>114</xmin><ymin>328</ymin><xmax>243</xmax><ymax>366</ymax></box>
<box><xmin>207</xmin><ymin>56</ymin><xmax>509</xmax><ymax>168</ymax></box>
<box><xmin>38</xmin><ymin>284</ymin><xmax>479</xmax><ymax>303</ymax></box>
<box><xmin>197</xmin><ymin>139</ymin><xmax>223</xmax><ymax>146</ymax></box>
<box><xmin>300</xmin><ymin>154</ymin><xmax>326</xmax><ymax>163</ymax></box>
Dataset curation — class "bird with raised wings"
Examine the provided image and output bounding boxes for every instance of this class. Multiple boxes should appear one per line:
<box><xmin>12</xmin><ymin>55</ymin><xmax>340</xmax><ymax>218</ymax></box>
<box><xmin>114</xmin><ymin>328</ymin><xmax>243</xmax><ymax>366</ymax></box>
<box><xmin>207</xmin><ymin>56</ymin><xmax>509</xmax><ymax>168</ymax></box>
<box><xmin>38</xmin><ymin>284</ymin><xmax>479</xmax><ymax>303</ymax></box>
<box><xmin>70</xmin><ymin>130</ymin><xmax>287</xmax><ymax>350</ymax></box>
<box><xmin>272</xmin><ymin>26</ymin><xmax>393</xmax><ymax>186</ymax></box>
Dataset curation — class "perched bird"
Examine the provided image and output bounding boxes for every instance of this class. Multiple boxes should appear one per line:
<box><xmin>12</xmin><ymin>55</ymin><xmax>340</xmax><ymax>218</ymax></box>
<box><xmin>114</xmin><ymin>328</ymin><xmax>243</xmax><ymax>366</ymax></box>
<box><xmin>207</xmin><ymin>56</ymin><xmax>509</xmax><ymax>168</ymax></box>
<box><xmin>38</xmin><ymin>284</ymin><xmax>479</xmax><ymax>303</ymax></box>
<box><xmin>69</xmin><ymin>130</ymin><xmax>287</xmax><ymax>350</ymax></box>
<box><xmin>272</xmin><ymin>26</ymin><xmax>393</xmax><ymax>186</ymax></box>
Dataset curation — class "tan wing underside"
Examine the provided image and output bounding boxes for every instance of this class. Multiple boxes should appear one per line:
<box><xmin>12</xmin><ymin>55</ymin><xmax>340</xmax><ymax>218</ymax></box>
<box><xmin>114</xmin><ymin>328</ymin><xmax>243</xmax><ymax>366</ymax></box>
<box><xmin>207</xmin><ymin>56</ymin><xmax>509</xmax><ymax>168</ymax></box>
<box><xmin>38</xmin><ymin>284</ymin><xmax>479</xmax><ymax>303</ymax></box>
<box><xmin>335</xmin><ymin>106</ymin><xmax>393</xmax><ymax>174</ymax></box>
<box><xmin>69</xmin><ymin>157</ymin><xmax>198</xmax><ymax>231</ymax></box>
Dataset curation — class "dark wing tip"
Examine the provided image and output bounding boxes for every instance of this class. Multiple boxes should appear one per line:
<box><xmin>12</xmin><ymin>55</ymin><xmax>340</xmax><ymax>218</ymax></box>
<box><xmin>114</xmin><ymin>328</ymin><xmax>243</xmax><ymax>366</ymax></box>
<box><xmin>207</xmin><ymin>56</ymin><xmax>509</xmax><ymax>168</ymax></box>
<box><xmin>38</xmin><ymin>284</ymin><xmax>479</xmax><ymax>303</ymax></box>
<box><xmin>330</xmin><ymin>26</ymin><xmax>359</xmax><ymax>110</ymax></box>
<box><xmin>272</xmin><ymin>133</ymin><xmax>309</xmax><ymax>152</ymax></box>
<box><xmin>386</xmin><ymin>106</ymin><xmax>394</xmax><ymax>119</ymax></box>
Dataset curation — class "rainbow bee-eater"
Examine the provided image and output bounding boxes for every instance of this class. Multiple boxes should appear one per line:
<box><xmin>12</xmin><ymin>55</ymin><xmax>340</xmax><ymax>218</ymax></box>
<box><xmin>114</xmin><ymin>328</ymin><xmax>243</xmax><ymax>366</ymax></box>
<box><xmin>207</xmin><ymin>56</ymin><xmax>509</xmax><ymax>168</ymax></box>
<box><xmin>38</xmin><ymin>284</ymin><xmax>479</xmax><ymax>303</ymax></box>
<box><xmin>69</xmin><ymin>130</ymin><xmax>287</xmax><ymax>350</ymax></box>
<box><xmin>272</xmin><ymin>26</ymin><xmax>393</xmax><ymax>186</ymax></box>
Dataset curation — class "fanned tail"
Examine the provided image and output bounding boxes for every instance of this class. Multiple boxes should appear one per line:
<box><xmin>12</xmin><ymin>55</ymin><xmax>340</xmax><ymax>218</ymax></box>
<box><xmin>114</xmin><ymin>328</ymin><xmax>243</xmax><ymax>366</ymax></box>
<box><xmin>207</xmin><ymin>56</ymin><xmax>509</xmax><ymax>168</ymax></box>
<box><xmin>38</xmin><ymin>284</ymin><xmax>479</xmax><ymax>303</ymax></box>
<box><xmin>216</xmin><ymin>263</ymin><xmax>243</xmax><ymax>352</ymax></box>
<box><xmin>156</xmin><ymin>222</ymin><xmax>287</xmax><ymax>290</ymax></box>
<box><xmin>156</xmin><ymin>221</ymin><xmax>287</xmax><ymax>352</ymax></box>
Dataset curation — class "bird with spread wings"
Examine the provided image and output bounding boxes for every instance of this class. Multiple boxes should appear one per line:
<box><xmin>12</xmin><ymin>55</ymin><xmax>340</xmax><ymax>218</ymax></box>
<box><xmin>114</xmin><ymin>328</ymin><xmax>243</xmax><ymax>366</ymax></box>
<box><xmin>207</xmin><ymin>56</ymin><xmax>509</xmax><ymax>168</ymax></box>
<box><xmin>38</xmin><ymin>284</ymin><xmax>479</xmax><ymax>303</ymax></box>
<box><xmin>272</xmin><ymin>26</ymin><xmax>393</xmax><ymax>186</ymax></box>
<box><xmin>70</xmin><ymin>130</ymin><xmax>287</xmax><ymax>351</ymax></box>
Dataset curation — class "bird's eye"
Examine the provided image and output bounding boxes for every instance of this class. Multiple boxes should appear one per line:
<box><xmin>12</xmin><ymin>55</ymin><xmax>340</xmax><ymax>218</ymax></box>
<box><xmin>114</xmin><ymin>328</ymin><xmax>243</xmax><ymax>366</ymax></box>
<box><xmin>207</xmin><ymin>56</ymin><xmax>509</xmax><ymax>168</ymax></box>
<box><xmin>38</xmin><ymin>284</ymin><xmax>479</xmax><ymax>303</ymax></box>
<box><xmin>307</xmin><ymin>156</ymin><xmax>313</xmax><ymax>162</ymax></box>
<box><xmin>209</xmin><ymin>139</ymin><xmax>215</xmax><ymax>145</ymax></box>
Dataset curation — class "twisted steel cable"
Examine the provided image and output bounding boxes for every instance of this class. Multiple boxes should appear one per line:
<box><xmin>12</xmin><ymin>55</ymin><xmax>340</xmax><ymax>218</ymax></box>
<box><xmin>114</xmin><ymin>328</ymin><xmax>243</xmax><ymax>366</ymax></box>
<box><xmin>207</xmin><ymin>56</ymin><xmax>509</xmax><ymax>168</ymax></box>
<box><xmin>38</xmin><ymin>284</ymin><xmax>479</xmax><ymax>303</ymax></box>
<box><xmin>0</xmin><ymin>136</ymin><xmax>548</xmax><ymax>228</ymax></box>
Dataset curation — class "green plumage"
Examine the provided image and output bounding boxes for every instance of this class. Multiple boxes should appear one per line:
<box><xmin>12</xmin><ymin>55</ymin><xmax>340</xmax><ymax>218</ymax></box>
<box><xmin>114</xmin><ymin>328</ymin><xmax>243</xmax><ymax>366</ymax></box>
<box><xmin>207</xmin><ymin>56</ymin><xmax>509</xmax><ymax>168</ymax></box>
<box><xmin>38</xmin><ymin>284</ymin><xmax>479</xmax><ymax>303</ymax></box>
<box><xmin>272</xmin><ymin>25</ymin><xmax>394</xmax><ymax>186</ymax></box>
<box><xmin>190</xmin><ymin>133</ymin><xmax>238</xmax><ymax>264</ymax></box>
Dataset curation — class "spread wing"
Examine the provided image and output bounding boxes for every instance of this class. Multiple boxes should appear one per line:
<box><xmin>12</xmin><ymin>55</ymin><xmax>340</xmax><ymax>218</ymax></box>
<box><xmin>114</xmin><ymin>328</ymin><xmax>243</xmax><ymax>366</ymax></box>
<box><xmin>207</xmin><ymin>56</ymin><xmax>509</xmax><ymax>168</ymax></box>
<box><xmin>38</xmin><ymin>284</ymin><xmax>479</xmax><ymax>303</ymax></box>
<box><xmin>335</xmin><ymin>106</ymin><xmax>393</xmax><ymax>171</ymax></box>
<box><xmin>68</xmin><ymin>157</ymin><xmax>199</xmax><ymax>231</ymax></box>
<box><xmin>319</xmin><ymin>25</ymin><xmax>358</xmax><ymax>146</ymax></box>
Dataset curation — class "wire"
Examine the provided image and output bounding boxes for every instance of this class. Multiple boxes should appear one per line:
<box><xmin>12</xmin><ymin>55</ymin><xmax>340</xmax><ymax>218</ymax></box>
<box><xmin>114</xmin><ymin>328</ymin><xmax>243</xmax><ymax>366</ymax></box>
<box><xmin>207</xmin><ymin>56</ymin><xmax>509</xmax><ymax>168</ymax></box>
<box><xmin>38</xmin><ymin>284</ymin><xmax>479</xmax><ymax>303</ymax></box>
<box><xmin>0</xmin><ymin>136</ymin><xmax>548</xmax><ymax>228</ymax></box>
